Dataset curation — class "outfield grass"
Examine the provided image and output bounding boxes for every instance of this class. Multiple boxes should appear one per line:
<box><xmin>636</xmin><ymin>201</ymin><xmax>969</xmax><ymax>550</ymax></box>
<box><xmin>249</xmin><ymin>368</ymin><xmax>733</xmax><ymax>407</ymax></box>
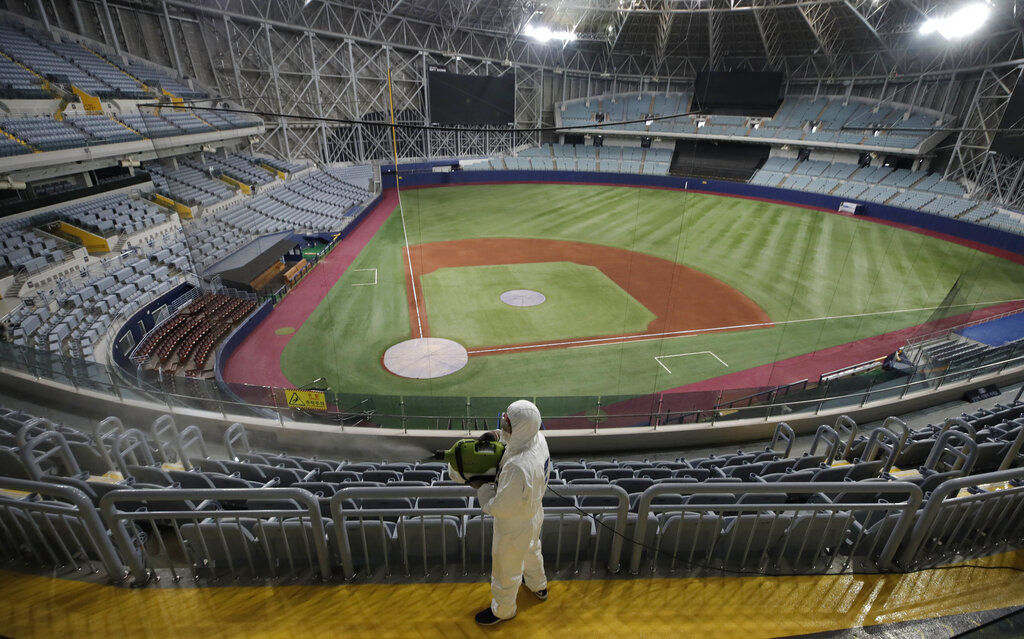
<box><xmin>280</xmin><ymin>184</ymin><xmax>1024</xmax><ymax>398</ymax></box>
<box><xmin>422</xmin><ymin>262</ymin><xmax>655</xmax><ymax>347</ymax></box>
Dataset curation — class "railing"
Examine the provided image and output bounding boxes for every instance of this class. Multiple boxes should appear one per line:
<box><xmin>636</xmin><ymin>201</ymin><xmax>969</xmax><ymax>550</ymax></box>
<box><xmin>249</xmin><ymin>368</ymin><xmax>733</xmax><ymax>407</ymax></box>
<box><xmin>0</xmin><ymin>477</ymin><xmax>128</xmax><ymax>581</ymax></box>
<box><xmin>2</xmin><ymin>340</ymin><xmax>1024</xmax><ymax>431</ymax></box>
<box><xmin>2</xmin><ymin>471</ymin><xmax>1020</xmax><ymax>586</ymax></box>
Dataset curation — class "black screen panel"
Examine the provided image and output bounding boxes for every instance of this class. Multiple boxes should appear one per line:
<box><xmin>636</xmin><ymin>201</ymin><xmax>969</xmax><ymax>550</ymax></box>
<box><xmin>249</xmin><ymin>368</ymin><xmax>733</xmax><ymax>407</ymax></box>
<box><xmin>428</xmin><ymin>70</ymin><xmax>515</xmax><ymax>126</ymax></box>
<box><xmin>693</xmin><ymin>72</ymin><xmax>783</xmax><ymax>116</ymax></box>
<box><xmin>991</xmin><ymin>76</ymin><xmax>1024</xmax><ymax>157</ymax></box>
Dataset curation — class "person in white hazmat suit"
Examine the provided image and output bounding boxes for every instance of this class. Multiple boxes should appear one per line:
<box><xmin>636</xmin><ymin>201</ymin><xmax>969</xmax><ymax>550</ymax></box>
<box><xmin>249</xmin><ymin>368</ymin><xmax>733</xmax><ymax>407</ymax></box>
<box><xmin>470</xmin><ymin>399</ymin><xmax>551</xmax><ymax>625</ymax></box>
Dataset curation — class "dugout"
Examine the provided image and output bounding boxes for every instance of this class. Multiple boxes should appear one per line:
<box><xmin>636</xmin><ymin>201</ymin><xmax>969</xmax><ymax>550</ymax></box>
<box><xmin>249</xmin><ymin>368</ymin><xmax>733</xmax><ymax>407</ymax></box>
<box><xmin>205</xmin><ymin>231</ymin><xmax>301</xmax><ymax>293</ymax></box>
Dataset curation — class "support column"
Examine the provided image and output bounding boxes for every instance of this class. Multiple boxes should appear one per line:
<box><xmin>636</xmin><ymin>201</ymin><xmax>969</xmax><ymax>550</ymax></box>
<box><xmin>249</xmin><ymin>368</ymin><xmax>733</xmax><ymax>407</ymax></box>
<box><xmin>348</xmin><ymin>40</ymin><xmax>365</xmax><ymax>162</ymax></box>
<box><xmin>33</xmin><ymin>0</ymin><xmax>50</xmax><ymax>33</ymax></box>
<box><xmin>263</xmin><ymin>24</ymin><xmax>291</xmax><ymax>159</ymax></box>
<box><xmin>223</xmin><ymin>15</ymin><xmax>244</xmax><ymax>102</ymax></box>
<box><xmin>69</xmin><ymin>0</ymin><xmax>85</xmax><ymax>34</ymax></box>
<box><xmin>422</xmin><ymin>51</ymin><xmax>432</xmax><ymax>158</ymax></box>
<box><xmin>308</xmin><ymin>32</ymin><xmax>329</xmax><ymax>164</ymax></box>
<box><xmin>162</xmin><ymin>0</ymin><xmax>184</xmax><ymax>77</ymax></box>
<box><xmin>99</xmin><ymin>0</ymin><xmax>121</xmax><ymax>53</ymax></box>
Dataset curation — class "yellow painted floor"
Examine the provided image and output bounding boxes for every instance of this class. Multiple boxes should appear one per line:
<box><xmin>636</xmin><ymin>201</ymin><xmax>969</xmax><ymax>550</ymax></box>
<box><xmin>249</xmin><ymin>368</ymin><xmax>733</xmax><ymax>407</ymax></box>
<box><xmin>1</xmin><ymin>551</ymin><xmax>1023</xmax><ymax>639</ymax></box>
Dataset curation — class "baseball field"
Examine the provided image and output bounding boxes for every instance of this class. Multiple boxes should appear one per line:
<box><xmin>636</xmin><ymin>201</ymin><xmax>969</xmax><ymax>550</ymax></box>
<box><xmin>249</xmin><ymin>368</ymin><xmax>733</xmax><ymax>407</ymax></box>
<box><xmin>222</xmin><ymin>182</ymin><xmax>1024</xmax><ymax>412</ymax></box>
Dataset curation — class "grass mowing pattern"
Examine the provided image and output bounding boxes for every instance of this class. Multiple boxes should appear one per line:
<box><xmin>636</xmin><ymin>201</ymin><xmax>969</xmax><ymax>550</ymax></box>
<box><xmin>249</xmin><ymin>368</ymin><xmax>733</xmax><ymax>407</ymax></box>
<box><xmin>281</xmin><ymin>184</ymin><xmax>1024</xmax><ymax>399</ymax></box>
<box><xmin>422</xmin><ymin>262</ymin><xmax>655</xmax><ymax>348</ymax></box>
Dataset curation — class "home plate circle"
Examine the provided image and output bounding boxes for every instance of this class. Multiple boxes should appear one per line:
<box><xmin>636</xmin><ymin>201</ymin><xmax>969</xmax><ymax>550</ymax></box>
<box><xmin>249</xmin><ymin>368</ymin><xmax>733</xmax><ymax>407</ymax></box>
<box><xmin>383</xmin><ymin>338</ymin><xmax>469</xmax><ymax>379</ymax></box>
<box><xmin>500</xmin><ymin>289</ymin><xmax>546</xmax><ymax>307</ymax></box>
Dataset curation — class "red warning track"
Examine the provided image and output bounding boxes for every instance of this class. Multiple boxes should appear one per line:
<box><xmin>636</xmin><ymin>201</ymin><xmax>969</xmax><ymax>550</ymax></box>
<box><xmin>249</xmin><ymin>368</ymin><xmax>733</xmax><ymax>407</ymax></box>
<box><xmin>403</xmin><ymin>238</ymin><xmax>772</xmax><ymax>355</ymax></box>
<box><xmin>221</xmin><ymin>191</ymin><xmax>398</xmax><ymax>388</ymax></box>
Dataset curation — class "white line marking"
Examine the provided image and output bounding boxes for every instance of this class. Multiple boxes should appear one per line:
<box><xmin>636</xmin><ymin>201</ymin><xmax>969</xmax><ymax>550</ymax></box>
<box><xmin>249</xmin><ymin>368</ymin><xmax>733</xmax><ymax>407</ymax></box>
<box><xmin>467</xmin><ymin>297</ymin><xmax>1024</xmax><ymax>355</ymax></box>
<box><xmin>654</xmin><ymin>351</ymin><xmax>728</xmax><ymax>374</ymax></box>
<box><xmin>352</xmin><ymin>268</ymin><xmax>377</xmax><ymax>286</ymax></box>
<box><xmin>397</xmin><ymin>195</ymin><xmax>422</xmax><ymax>338</ymax></box>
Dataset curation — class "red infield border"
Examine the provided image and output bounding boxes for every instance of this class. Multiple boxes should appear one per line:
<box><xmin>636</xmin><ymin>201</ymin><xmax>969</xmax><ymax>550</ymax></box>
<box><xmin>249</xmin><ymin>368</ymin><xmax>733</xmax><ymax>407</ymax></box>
<box><xmin>402</xmin><ymin>238</ymin><xmax>771</xmax><ymax>355</ymax></box>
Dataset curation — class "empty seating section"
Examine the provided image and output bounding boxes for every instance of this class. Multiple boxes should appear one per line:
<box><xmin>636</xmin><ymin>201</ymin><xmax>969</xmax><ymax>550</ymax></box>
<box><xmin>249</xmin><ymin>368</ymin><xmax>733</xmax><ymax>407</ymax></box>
<box><xmin>0</xmin><ymin>108</ymin><xmax>251</xmax><ymax>153</ymax></box>
<box><xmin>133</xmin><ymin>293</ymin><xmax>257</xmax><ymax>375</ymax></box>
<box><xmin>145</xmin><ymin>162</ymin><xmax>235</xmax><ymax>207</ymax></box>
<box><xmin>32</xmin><ymin>179</ymin><xmax>75</xmax><ymax>197</ymax></box>
<box><xmin>44</xmin><ymin>39</ymin><xmax>147</xmax><ymax>97</ymax></box>
<box><xmin>260</xmin><ymin>156</ymin><xmax>309</xmax><ymax>174</ymax></box>
<box><xmin>0</xmin><ymin>116</ymin><xmax>88</xmax><ymax>151</ymax></box>
<box><xmin>66</xmin><ymin>114</ymin><xmax>141</xmax><ymax>144</ymax></box>
<box><xmin>464</xmin><ymin>144</ymin><xmax>670</xmax><ymax>175</ymax></box>
<box><xmin>0</xmin><ymin>405</ymin><xmax>1020</xmax><ymax>582</ymax></box>
<box><xmin>748</xmin><ymin>157</ymin><xmax>1024</xmax><ymax>235</ymax></box>
<box><xmin>6</xmin><ymin>254</ymin><xmax>183</xmax><ymax>359</ymax></box>
<box><xmin>0</xmin><ymin>19</ymin><xmax>207</xmax><ymax>99</ymax></box>
<box><xmin>192</xmin><ymin>153</ymin><xmax>276</xmax><ymax>187</ymax></box>
<box><xmin>157</xmin><ymin>111</ymin><xmax>214</xmax><ymax>134</ymax></box>
<box><xmin>53</xmin><ymin>193</ymin><xmax>166</xmax><ymax>235</ymax></box>
<box><xmin>136</xmin><ymin>226</ymin><xmax>192</xmax><ymax>273</ymax></box>
<box><xmin>117</xmin><ymin>58</ymin><xmax>205</xmax><ymax>98</ymax></box>
<box><xmin>559</xmin><ymin>93</ymin><xmax>941</xmax><ymax>151</ymax></box>
<box><xmin>0</xmin><ymin>24</ymin><xmax>108</xmax><ymax>95</ymax></box>
<box><xmin>212</xmin><ymin>168</ymin><xmax>373</xmax><ymax>236</ymax></box>
<box><xmin>117</xmin><ymin>113</ymin><xmax>183</xmax><ymax>138</ymax></box>
<box><xmin>0</xmin><ymin>50</ymin><xmax>46</xmax><ymax>98</ymax></box>
<box><xmin>199</xmin><ymin>109</ymin><xmax>261</xmax><ymax>130</ymax></box>
<box><xmin>0</xmin><ymin>130</ymin><xmax>32</xmax><ymax>157</ymax></box>
<box><xmin>184</xmin><ymin>220</ymin><xmax>257</xmax><ymax>272</ymax></box>
<box><xmin>0</xmin><ymin>219</ymin><xmax>66</xmax><ymax>274</ymax></box>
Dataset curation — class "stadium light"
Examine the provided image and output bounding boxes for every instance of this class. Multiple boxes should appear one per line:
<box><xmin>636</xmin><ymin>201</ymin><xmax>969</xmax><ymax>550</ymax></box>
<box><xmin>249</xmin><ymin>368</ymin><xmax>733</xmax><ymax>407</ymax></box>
<box><xmin>524</xmin><ymin>23</ymin><xmax>577</xmax><ymax>43</ymax></box>
<box><xmin>920</xmin><ymin>3</ymin><xmax>991</xmax><ymax>39</ymax></box>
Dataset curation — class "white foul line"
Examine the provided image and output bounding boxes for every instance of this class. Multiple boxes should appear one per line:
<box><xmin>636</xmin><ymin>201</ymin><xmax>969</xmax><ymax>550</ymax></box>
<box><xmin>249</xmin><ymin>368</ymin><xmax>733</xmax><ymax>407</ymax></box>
<box><xmin>351</xmin><ymin>268</ymin><xmax>378</xmax><ymax>286</ymax></box>
<box><xmin>655</xmin><ymin>351</ymin><xmax>729</xmax><ymax>374</ymax></box>
<box><xmin>397</xmin><ymin>197</ymin><xmax>423</xmax><ymax>338</ymax></box>
<box><xmin>466</xmin><ymin>297</ymin><xmax>1024</xmax><ymax>355</ymax></box>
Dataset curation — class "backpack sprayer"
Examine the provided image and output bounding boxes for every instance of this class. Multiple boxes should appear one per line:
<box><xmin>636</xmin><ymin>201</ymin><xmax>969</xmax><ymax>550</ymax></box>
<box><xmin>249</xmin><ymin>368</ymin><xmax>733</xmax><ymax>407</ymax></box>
<box><xmin>434</xmin><ymin>438</ymin><xmax>505</xmax><ymax>484</ymax></box>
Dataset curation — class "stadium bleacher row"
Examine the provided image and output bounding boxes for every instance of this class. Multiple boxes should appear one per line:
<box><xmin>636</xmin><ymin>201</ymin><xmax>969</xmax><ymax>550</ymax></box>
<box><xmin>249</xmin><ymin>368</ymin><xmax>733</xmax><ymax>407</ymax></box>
<box><xmin>0</xmin><ymin>22</ymin><xmax>196</xmax><ymax>100</ymax></box>
<box><xmin>0</xmin><ymin>109</ymin><xmax>260</xmax><ymax>156</ymax></box>
<box><xmin>559</xmin><ymin>92</ymin><xmax>942</xmax><ymax>151</ymax></box>
<box><xmin>466</xmin><ymin>143</ymin><xmax>672</xmax><ymax>175</ymax></box>
<box><xmin>133</xmin><ymin>293</ymin><xmax>257</xmax><ymax>375</ymax></box>
<box><xmin>749</xmin><ymin>157</ymin><xmax>1024</xmax><ymax>235</ymax></box>
<box><xmin>212</xmin><ymin>165</ymin><xmax>373</xmax><ymax>237</ymax></box>
<box><xmin>48</xmin><ymin>193</ymin><xmax>167</xmax><ymax>236</ymax></box>
<box><xmin>0</xmin><ymin>404</ymin><xmax>1020</xmax><ymax>582</ymax></box>
<box><xmin>0</xmin><ymin>218</ymin><xmax>68</xmax><ymax>274</ymax></box>
<box><xmin>6</xmin><ymin>252</ymin><xmax>184</xmax><ymax>361</ymax></box>
<box><xmin>145</xmin><ymin>162</ymin><xmax>235</xmax><ymax>208</ymax></box>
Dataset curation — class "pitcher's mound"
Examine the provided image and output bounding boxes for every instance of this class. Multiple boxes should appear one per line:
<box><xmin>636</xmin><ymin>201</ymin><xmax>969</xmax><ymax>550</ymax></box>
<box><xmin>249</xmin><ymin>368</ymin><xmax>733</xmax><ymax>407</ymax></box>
<box><xmin>500</xmin><ymin>289</ymin><xmax>546</xmax><ymax>307</ymax></box>
<box><xmin>383</xmin><ymin>338</ymin><xmax>469</xmax><ymax>379</ymax></box>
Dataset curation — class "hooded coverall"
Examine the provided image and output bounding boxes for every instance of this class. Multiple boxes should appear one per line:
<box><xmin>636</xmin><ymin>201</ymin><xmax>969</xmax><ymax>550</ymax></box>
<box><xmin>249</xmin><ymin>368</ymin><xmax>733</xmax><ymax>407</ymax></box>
<box><xmin>476</xmin><ymin>399</ymin><xmax>550</xmax><ymax>619</ymax></box>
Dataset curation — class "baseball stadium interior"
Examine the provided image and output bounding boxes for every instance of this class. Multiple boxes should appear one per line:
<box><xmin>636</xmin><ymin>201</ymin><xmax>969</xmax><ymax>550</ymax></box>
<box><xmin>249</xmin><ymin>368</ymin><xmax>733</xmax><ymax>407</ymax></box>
<box><xmin>1</xmin><ymin>0</ymin><xmax>1024</xmax><ymax>636</ymax></box>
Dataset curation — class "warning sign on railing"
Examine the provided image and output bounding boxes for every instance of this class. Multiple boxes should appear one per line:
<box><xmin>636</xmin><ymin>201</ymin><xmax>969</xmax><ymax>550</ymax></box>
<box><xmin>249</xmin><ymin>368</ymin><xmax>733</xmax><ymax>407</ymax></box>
<box><xmin>285</xmin><ymin>389</ymin><xmax>327</xmax><ymax>411</ymax></box>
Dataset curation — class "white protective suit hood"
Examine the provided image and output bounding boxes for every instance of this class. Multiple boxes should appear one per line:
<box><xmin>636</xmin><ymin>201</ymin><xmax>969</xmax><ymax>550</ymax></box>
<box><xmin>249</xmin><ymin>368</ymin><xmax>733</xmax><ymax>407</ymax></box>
<box><xmin>501</xmin><ymin>399</ymin><xmax>543</xmax><ymax>459</ymax></box>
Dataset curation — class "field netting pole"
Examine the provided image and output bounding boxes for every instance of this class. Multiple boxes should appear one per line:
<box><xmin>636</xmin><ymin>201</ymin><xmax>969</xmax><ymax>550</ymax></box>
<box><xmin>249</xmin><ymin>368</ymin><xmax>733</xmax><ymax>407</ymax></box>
<box><xmin>387</xmin><ymin>66</ymin><xmax>423</xmax><ymax>338</ymax></box>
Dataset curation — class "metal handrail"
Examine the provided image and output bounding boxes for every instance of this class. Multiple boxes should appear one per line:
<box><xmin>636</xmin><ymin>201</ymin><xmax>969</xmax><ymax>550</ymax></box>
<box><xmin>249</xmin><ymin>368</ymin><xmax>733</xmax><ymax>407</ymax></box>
<box><xmin>630</xmin><ymin>481</ymin><xmax>924</xmax><ymax>574</ymax></box>
<box><xmin>0</xmin><ymin>476</ymin><xmax>127</xmax><ymax>581</ymax></box>
<box><xmin>897</xmin><ymin>467</ymin><xmax>1024</xmax><ymax>567</ymax></box>
<box><xmin>99</xmin><ymin>487</ymin><xmax>333</xmax><ymax>584</ymax></box>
